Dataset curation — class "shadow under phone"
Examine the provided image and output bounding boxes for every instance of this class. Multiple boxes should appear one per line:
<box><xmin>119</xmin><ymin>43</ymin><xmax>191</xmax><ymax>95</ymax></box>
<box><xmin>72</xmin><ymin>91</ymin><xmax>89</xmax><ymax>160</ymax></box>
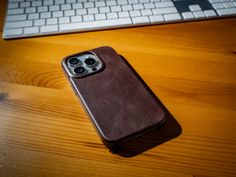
<box><xmin>111</xmin><ymin>55</ymin><xmax>182</xmax><ymax>157</ymax></box>
<box><xmin>112</xmin><ymin>111</ymin><xmax>182</xmax><ymax>157</ymax></box>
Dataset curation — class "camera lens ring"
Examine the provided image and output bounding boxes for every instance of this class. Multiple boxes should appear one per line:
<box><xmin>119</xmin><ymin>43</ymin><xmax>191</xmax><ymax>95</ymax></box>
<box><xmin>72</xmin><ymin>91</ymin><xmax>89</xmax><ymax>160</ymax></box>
<box><xmin>74</xmin><ymin>66</ymin><xmax>86</xmax><ymax>74</ymax></box>
<box><xmin>84</xmin><ymin>58</ymin><xmax>96</xmax><ymax>66</ymax></box>
<box><xmin>68</xmin><ymin>57</ymin><xmax>80</xmax><ymax>66</ymax></box>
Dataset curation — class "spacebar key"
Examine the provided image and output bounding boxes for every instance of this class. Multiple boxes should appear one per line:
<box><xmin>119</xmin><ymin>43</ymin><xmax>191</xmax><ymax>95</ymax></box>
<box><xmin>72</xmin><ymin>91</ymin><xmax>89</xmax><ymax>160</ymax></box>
<box><xmin>59</xmin><ymin>18</ymin><xmax>132</xmax><ymax>31</ymax></box>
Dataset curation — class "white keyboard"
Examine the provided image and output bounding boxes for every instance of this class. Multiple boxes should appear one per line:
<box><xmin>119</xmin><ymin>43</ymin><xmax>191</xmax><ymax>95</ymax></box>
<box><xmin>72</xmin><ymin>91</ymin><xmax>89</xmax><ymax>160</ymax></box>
<box><xmin>3</xmin><ymin>0</ymin><xmax>236</xmax><ymax>39</ymax></box>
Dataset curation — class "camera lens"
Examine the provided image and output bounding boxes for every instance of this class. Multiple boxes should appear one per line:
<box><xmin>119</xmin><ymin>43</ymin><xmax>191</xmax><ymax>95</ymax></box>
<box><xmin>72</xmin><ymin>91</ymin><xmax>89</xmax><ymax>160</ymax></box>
<box><xmin>74</xmin><ymin>66</ymin><xmax>85</xmax><ymax>74</ymax></box>
<box><xmin>68</xmin><ymin>58</ymin><xmax>80</xmax><ymax>65</ymax></box>
<box><xmin>84</xmin><ymin>58</ymin><xmax>96</xmax><ymax>65</ymax></box>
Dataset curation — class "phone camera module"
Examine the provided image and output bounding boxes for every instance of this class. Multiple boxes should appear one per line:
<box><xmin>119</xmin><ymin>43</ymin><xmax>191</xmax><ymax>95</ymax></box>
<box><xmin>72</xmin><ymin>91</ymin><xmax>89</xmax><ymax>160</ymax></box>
<box><xmin>66</xmin><ymin>53</ymin><xmax>102</xmax><ymax>78</ymax></box>
<box><xmin>84</xmin><ymin>58</ymin><xmax>96</xmax><ymax>66</ymax></box>
<box><xmin>68</xmin><ymin>57</ymin><xmax>80</xmax><ymax>65</ymax></box>
<box><xmin>74</xmin><ymin>66</ymin><xmax>85</xmax><ymax>74</ymax></box>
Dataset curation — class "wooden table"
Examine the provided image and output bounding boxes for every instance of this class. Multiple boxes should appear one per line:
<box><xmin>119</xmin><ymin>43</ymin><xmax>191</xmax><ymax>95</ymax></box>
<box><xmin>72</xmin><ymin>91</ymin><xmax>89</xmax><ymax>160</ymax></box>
<box><xmin>1</xmin><ymin>1</ymin><xmax>236</xmax><ymax>176</ymax></box>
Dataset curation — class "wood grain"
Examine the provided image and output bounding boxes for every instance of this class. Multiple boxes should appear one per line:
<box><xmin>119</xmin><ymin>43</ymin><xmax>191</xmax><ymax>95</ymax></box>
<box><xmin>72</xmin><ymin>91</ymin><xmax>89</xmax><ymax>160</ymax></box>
<box><xmin>0</xmin><ymin>1</ymin><xmax>236</xmax><ymax>176</ymax></box>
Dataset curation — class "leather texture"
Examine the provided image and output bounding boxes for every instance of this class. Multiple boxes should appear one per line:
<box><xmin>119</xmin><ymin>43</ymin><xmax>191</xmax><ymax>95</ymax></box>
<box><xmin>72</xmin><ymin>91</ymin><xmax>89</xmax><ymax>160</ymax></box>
<box><xmin>62</xmin><ymin>46</ymin><xmax>166</xmax><ymax>149</ymax></box>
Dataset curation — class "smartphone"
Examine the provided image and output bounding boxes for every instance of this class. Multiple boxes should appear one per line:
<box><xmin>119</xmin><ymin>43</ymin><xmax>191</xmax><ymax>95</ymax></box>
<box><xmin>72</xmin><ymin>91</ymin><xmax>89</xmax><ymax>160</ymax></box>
<box><xmin>61</xmin><ymin>46</ymin><xmax>166</xmax><ymax>150</ymax></box>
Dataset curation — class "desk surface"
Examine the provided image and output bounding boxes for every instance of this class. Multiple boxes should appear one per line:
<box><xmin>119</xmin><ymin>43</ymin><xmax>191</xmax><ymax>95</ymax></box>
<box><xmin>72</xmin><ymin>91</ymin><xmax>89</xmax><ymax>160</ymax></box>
<box><xmin>1</xmin><ymin>1</ymin><xmax>236</xmax><ymax>177</ymax></box>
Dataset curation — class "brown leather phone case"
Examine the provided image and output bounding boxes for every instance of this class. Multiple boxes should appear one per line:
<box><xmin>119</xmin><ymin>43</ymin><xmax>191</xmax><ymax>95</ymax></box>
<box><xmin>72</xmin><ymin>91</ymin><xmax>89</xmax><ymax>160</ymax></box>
<box><xmin>62</xmin><ymin>46</ymin><xmax>166</xmax><ymax>150</ymax></box>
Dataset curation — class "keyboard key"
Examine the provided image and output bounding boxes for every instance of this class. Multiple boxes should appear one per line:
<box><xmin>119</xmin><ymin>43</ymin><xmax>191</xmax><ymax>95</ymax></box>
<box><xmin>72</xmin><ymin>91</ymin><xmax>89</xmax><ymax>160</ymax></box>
<box><xmin>204</xmin><ymin>10</ymin><xmax>217</xmax><ymax>17</ymax></box>
<box><xmin>61</xmin><ymin>4</ymin><xmax>71</xmax><ymax>10</ymax></box>
<box><xmin>149</xmin><ymin>15</ymin><xmax>164</xmax><ymax>22</ymax></box>
<box><xmin>99</xmin><ymin>7</ymin><xmax>110</xmax><ymax>13</ymax></box>
<box><xmin>106</xmin><ymin>1</ymin><xmax>117</xmax><ymax>6</ymax></box>
<box><xmin>47</xmin><ymin>18</ymin><xmax>58</xmax><ymax>25</ymax></box>
<box><xmin>20</xmin><ymin>2</ymin><xmax>30</xmax><ymax>8</ymax></box>
<box><xmin>223</xmin><ymin>2</ymin><xmax>235</xmax><ymax>8</ymax></box>
<box><xmin>37</xmin><ymin>6</ymin><xmax>48</xmax><ymax>13</ymax></box>
<box><xmin>95</xmin><ymin>1</ymin><xmax>106</xmax><ymax>7</ymax></box>
<box><xmin>88</xmin><ymin>8</ymin><xmax>99</xmax><ymax>14</ymax></box>
<box><xmin>8</xmin><ymin>3</ymin><xmax>19</xmax><ymax>9</ymax></box>
<box><xmin>217</xmin><ymin>8</ymin><xmax>236</xmax><ymax>15</ymax></box>
<box><xmin>25</xmin><ymin>7</ymin><xmax>36</xmax><ymax>14</ymax></box>
<box><xmin>95</xmin><ymin>14</ymin><xmax>106</xmax><ymax>20</ymax></box>
<box><xmin>44</xmin><ymin>0</ymin><xmax>54</xmax><ymax>6</ymax></box>
<box><xmin>111</xmin><ymin>6</ymin><xmax>122</xmax><ymax>12</ymax></box>
<box><xmin>141</xmin><ymin>9</ymin><xmax>152</xmax><ymax>16</ymax></box>
<box><xmin>122</xmin><ymin>5</ymin><xmax>133</xmax><ymax>11</ymax></box>
<box><xmin>28</xmin><ymin>13</ymin><xmax>39</xmax><ymax>20</ymax></box>
<box><xmin>140</xmin><ymin>0</ymin><xmax>149</xmax><ymax>3</ymax></box>
<box><xmin>34</xmin><ymin>19</ymin><xmax>45</xmax><ymax>26</ymax></box>
<box><xmin>182</xmin><ymin>12</ymin><xmax>195</xmax><ymax>20</ymax></box>
<box><xmin>60</xmin><ymin>18</ymin><xmax>132</xmax><ymax>31</ymax></box>
<box><xmin>212</xmin><ymin>3</ymin><xmax>225</xmax><ymax>9</ymax></box>
<box><xmin>144</xmin><ymin>3</ymin><xmax>155</xmax><ymax>9</ymax></box>
<box><xmin>76</xmin><ymin>9</ymin><xmax>87</xmax><ymax>15</ymax></box>
<box><xmin>83</xmin><ymin>15</ymin><xmax>95</xmax><ymax>21</ymax></box>
<box><xmin>66</xmin><ymin>0</ymin><xmax>76</xmax><ymax>3</ymax></box>
<box><xmin>107</xmin><ymin>12</ymin><xmax>118</xmax><ymax>19</ymax></box>
<box><xmin>193</xmin><ymin>11</ymin><xmax>206</xmax><ymax>18</ymax></box>
<box><xmin>53</xmin><ymin>11</ymin><xmax>63</xmax><ymax>17</ymax></box>
<box><xmin>49</xmin><ymin>5</ymin><xmax>60</xmax><ymax>11</ymax></box>
<box><xmin>41</xmin><ymin>25</ymin><xmax>59</xmax><ymax>33</ymax></box>
<box><xmin>71</xmin><ymin>16</ymin><xmax>82</xmax><ymax>22</ymax></box>
<box><xmin>7</xmin><ymin>14</ymin><xmax>26</xmax><ymax>21</ymax></box>
<box><xmin>130</xmin><ymin>10</ymin><xmax>141</xmax><ymax>17</ymax></box>
<box><xmin>55</xmin><ymin>0</ymin><xmax>65</xmax><ymax>5</ymax></box>
<box><xmin>164</xmin><ymin>13</ymin><xmax>182</xmax><ymax>21</ymax></box>
<box><xmin>189</xmin><ymin>5</ymin><xmax>202</xmax><ymax>12</ymax></box>
<box><xmin>133</xmin><ymin>4</ymin><xmax>144</xmax><ymax>10</ymax></box>
<box><xmin>118</xmin><ymin>11</ymin><xmax>130</xmax><ymax>18</ymax></box>
<box><xmin>128</xmin><ymin>0</ymin><xmax>139</xmax><ymax>4</ymax></box>
<box><xmin>84</xmin><ymin>2</ymin><xmax>94</xmax><ymax>8</ymax></box>
<box><xmin>4</xmin><ymin>28</ymin><xmax>23</xmax><ymax>37</ymax></box>
<box><xmin>59</xmin><ymin>17</ymin><xmax>70</xmax><ymax>24</ymax></box>
<box><xmin>132</xmin><ymin>16</ymin><xmax>150</xmax><ymax>24</ymax></box>
<box><xmin>5</xmin><ymin>20</ymin><xmax>32</xmax><ymax>28</ymax></box>
<box><xmin>64</xmin><ymin>10</ymin><xmax>75</xmax><ymax>16</ymax></box>
<box><xmin>155</xmin><ymin>2</ymin><xmax>174</xmax><ymax>8</ymax></box>
<box><xmin>72</xmin><ymin>3</ymin><xmax>83</xmax><ymax>9</ymax></box>
<box><xmin>208</xmin><ymin>0</ymin><xmax>220</xmax><ymax>2</ymax></box>
<box><xmin>117</xmin><ymin>0</ymin><xmax>128</xmax><ymax>5</ymax></box>
<box><xmin>32</xmin><ymin>1</ymin><xmax>42</xmax><ymax>7</ymax></box>
<box><xmin>8</xmin><ymin>8</ymin><xmax>24</xmax><ymax>15</ymax></box>
<box><xmin>24</xmin><ymin>27</ymin><xmax>39</xmax><ymax>34</ymax></box>
<box><xmin>40</xmin><ymin>12</ymin><xmax>51</xmax><ymax>19</ymax></box>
